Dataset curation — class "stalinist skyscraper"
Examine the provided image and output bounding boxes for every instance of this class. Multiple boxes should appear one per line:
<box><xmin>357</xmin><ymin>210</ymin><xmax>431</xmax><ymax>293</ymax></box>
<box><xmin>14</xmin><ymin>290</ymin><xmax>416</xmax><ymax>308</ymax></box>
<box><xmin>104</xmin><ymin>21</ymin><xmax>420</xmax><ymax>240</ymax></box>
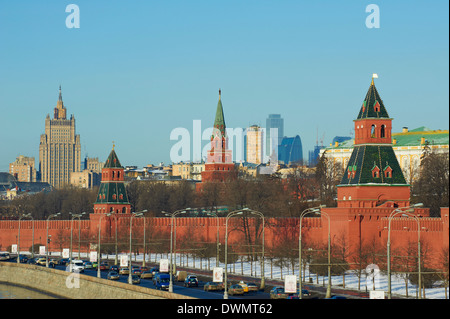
<box><xmin>39</xmin><ymin>86</ymin><xmax>81</xmax><ymax>188</ymax></box>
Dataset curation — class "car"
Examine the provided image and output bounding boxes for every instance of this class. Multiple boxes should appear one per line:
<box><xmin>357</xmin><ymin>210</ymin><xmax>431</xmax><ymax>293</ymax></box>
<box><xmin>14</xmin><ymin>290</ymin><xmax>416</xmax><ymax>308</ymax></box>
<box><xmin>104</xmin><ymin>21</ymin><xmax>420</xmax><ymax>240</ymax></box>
<box><xmin>246</xmin><ymin>282</ymin><xmax>259</xmax><ymax>292</ymax></box>
<box><xmin>0</xmin><ymin>253</ymin><xmax>10</xmax><ymax>261</ymax></box>
<box><xmin>131</xmin><ymin>267</ymin><xmax>141</xmax><ymax>276</ymax></box>
<box><xmin>140</xmin><ymin>270</ymin><xmax>153</xmax><ymax>279</ymax></box>
<box><xmin>84</xmin><ymin>261</ymin><xmax>93</xmax><ymax>269</ymax></box>
<box><xmin>99</xmin><ymin>262</ymin><xmax>109</xmax><ymax>271</ymax></box>
<box><xmin>131</xmin><ymin>275</ymin><xmax>141</xmax><ymax>284</ymax></box>
<box><xmin>119</xmin><ymin>267</ymin><xmax>129</xmax><ymax>275</ymax></box>
<box><xmin>184</xmin><ymin>275</ymin><xmax>199</xmax><ymax>288</ymax></box>
<box><xmin>139</xmin><ymin>266</ymin><xmax>149</xmax><ymax>273</ymax></box>
<box><xmin>18</xmin><ymin>254</ymin><xmax>29</xmax><ymax>263</ymax></box>
<box><xmin>150</xmin><ymin>267</ymin><xmax>159</xmax><ymax>276</ymax></box>
<box><xmin>70</xmin><ymin>260</ymin><xmax>85</xmax><ymax>273</ymax></box>
<box><xmin>36</xmin><ymin>257</ymin><xmax>47</xmax><ymax>266</ymax></box>
<box><xmin>203</xmin><ymin>282</ymin><xmax>224</xmax><ymax>292</ymax></box>
<box><xmin>59</xmin><ymin>258</ymin><xmax>70</xmax><ymax>266</ymax></box>
<box><xmin>92</xmin><ymin>261</ymin><xmax>98</xmax><ymax>269</ymax></box>
<box><xmin>270</xmin><ymin>286</ymin><xmax>288</xmax><ymax>299</ymax></box>
<box><xmin>109</xmin><ymin>265</ymin><xmax>119</xmax><ymax>272</ymax></box>
<box><xmin>155</xmin><ymin>274</ymin><xmax>170</xmax><ymax>290</ymax></box>
<box><xmin>107</xmin><ymin>271</ymin><xmax>120</xmax><ymax>280</ymax></box>
<box><xmin>49</xmin><ymin>258</ymin><xmax>59</xmax><ymax>265</ymax></box>
<box><xmin>300</xmin><ymin>289</ymin><xmax>311</xmax><ymax>298</ymax></box>
<box><xmin>228</xmin><ymin>284</ymin><xmax>244</xmax><ymax>296</ymax></box>
<box><xmin>238</xmin><ymin>281</ymin><xmax>249</xmax><ymax>293</ymax></box>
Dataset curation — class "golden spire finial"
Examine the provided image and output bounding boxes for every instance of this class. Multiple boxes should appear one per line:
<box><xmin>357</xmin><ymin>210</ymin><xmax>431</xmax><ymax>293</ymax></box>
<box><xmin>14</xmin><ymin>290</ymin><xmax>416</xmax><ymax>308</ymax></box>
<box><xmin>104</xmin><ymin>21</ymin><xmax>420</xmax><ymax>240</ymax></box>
<box><xmin>371</xmin><ymin>73</ymin><xmax>378</xmax><ymax>85</ymax></box>
<box><xmin>112</xmin><ymin>141</ymin><xmax>115</xmax><ymax>150</ymax></box>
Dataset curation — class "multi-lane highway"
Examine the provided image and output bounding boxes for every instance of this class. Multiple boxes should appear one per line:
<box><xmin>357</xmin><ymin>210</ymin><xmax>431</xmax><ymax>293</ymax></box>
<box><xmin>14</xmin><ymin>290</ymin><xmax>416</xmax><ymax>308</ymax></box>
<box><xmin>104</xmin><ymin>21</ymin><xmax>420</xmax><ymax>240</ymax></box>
<box><xmin>4</xmin><ymin>256</ymin><xmax>367</xmax><ymax>299</ymax></box>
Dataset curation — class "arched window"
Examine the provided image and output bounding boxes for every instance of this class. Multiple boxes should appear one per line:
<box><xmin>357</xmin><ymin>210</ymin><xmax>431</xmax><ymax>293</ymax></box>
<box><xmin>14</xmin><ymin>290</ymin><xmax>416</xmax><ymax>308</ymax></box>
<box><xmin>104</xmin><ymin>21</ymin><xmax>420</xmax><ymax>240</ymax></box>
<box><xmin>371</xmin><ymin>125</ymin><xmax>376</xmax><ymax>138</ymax></box>
<box><xmin>380</xmin><ymin>125</ymin><xmax>386</xmax><ymax>138</ymax></box>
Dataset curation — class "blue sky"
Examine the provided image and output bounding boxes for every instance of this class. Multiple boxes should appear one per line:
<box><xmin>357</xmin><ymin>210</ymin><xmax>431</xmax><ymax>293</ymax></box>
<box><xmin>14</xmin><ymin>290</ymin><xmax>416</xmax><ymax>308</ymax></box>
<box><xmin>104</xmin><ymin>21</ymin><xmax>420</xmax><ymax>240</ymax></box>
<box><xmin>0</xmin><ymin>0</ymin><xmax>448</xmax><ymax>170</ymax></box>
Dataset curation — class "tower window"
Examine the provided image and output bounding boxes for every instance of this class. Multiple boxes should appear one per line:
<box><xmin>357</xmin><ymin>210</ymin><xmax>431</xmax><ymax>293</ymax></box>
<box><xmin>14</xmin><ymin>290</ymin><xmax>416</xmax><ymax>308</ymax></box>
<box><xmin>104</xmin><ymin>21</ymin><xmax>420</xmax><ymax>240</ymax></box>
<box><xmin>372</xmin><ymin>164</ymin><xmax>380</xmax><ymax>178</ymax></box>
<box><xmin>371</xmin><ymin>125</ymin><xmax>376</xmax><ymax>138</ymax></box>
<box><xmin>374</xmin><ymin>101</ymin><xmax>380</xmax><ymax>112</ymax></box>
<box><xmin>381</xmin><ymin>125</ymin><xmax>386</xmax><ymax>138</ymax></box>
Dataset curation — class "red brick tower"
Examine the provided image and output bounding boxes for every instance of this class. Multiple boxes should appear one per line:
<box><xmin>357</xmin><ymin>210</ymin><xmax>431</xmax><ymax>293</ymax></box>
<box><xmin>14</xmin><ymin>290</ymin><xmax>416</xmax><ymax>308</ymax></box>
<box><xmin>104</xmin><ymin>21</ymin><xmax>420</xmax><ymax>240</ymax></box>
<box><xmin>337</xmin><ymin>77</ymin><xmax>410</xmax><ymax>209</ymax></box>
<box><xmin>197</xmin><ymin>90</ymin><xmax>236</xmax><ymax>191</ymax></box>
<box><xmin>93</xmin><ymin>145</ymin><xmax>131</xmax><ymax>215</ymax></box>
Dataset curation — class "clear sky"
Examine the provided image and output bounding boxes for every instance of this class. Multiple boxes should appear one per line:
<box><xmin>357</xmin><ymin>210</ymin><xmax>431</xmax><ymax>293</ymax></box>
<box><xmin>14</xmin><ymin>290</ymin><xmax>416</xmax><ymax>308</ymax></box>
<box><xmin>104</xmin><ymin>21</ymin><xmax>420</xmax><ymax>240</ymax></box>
<box><xmin>0</xmin><ymin>0</ymin><xmax>448</xmax><ymax>171</ymax></box>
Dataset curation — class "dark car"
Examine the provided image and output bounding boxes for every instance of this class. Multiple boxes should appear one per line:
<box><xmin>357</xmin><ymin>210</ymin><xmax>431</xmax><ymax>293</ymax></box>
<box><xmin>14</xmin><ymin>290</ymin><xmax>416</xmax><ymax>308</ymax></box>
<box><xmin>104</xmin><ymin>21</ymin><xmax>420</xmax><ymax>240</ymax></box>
<box><xmin>18</xmin><ymin>254</ymin><xmax>28</xmax><ymax>263</ymax></box>
<box><xmin>184</xmin><ymin>275</ymin><xmax>199</xmax><ymax>288</ymax></box>
<box><xmin>59</xmin><ymin>258</ymin><xmax>70</xmax><ymax>266</ymax></box>
<box><xmin>110</xmin><ymin>265</ymin><xmax>119</xmax><ymax>272</ymax></box>
<box><xmin>203</xmin><ymin>281</ymin><xmax>224</xmax><ymax>292</ymax></box>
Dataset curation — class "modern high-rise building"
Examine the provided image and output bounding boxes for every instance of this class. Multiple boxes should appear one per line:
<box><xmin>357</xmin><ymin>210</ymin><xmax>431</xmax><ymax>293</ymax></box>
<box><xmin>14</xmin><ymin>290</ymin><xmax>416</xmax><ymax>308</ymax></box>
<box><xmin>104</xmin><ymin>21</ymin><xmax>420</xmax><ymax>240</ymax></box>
<box><xmin>266</xmin><ymin>114</ymin><xmax>284</xmax><ymax>157</ymax></box>
<box><xmin>246</xmin><ymin>125</ymin><xmax>264</xmax><ymax>164</ymax></box>
<box><xmin>278</xmin><ymin>135</ymin><xmax>303</xmax><ymax>165</ymax></box>
<box><xmin>39</xmin><ymin>86</ymin><xmax>81</xmax><ymax>188</ymax></box>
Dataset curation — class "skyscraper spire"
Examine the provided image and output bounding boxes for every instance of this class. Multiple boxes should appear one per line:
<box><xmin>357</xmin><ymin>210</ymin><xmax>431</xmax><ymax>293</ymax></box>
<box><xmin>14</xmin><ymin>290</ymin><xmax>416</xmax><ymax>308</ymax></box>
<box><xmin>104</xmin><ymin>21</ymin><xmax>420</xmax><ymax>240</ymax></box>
<box><xmin>54</xmin><ymin>85</ymin><xmax>67</xmax><ymax>120</ymax></box>
<box><xmin>58</xmin><ymin>85</ymin><xmax>63</xmax><ymax>102</ymax></box>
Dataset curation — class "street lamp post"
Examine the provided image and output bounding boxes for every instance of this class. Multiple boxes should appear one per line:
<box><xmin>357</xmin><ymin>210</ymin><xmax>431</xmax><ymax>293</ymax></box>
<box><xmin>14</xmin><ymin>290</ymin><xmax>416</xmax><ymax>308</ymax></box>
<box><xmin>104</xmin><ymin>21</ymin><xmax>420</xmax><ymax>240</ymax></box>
<box><xmin>128</xmin><ymin>210</ymin><xmax>146</xmax><ymax>284</ymax></box>
<box><xmin>298</xmin><ymin>205</ymin><xmax>325</xmax><ymax>299</ymax></box>
<box><xmin>97</xmin><ymin>213</ymin><xmax>108</xmax><ymax>278</ymax></box>
<box><xmin>69</xmin><ymin>213</ymin><xmax>85</xmax><ymax>271</ymax></box>
<box><xmin>17</xmin><ymin>213</ymin><xmax>32</xmax><ymax>264</ymax></box>
<box><xmin>107</xmin><ymin>213</ymin><xmax>119</xmax><ymax>265</ymax></box>
<box><xmin>224</xmin><ymin>210</ymin><xmax>244</xmax><ymax>299</ymax></box>
<box><xmin>46</xmin><ymin>213</ymin><xmax>60</xmax><ymax>267</ymax></box>
<box><xmin>387</xmin><ymin>203</ymin><xmax>423</xmax><ymax>299</ymax></box>
<box><xmin>241</xmin><ymin>208</ymin><xmax>265</xmax><ymax>290</ymax></box>
<box><xmin>206</xmin><ymin>211</ymin><xmax>221</xmax><ymax>268</ymax></box>
<box><xmin>163</xmin><ymin>208</ymin><xmax>190</xmax><ymax>292</ymax></box>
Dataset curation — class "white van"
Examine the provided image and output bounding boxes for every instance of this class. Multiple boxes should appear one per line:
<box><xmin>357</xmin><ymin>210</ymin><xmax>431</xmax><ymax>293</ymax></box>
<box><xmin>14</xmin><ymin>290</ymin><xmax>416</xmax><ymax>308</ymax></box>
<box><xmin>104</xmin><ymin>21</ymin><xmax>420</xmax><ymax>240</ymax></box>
<box><xmin>69</xmin><ymin>260</ymin><xmax>85</xmax><ymax>273</ymax></box>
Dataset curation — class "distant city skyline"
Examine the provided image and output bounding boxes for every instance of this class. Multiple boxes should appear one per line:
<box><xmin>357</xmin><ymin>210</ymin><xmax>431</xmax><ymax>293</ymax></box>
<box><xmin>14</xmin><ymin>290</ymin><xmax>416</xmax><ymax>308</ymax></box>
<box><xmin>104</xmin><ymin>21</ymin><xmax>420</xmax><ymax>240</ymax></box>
<box><xmin>0</xmin><ymin>1</ymin><xmax>448</xmax><ymax>171</ymax></box>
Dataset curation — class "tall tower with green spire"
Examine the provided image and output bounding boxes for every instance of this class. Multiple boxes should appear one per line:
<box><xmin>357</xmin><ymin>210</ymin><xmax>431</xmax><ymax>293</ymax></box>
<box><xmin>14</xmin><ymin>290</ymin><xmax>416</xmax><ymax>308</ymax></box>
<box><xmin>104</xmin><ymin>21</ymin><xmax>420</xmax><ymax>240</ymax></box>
<box><xmin>337</xmin><ymin>76</ymin><xmax>410</xmax><ymax>208</ymax></box>
<box><xmin>198</xmin><ymin>89</ymin><xmax>236</xmax><ymax>189</ymax></box>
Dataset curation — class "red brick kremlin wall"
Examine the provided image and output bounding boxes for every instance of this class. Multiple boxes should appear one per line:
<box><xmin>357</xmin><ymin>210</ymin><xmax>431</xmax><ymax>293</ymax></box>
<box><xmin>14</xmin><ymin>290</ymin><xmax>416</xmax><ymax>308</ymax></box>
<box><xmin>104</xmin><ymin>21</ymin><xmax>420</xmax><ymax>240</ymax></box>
<box><xmin>0</xmin><ymin>209</ymin><xmax>448</xmax><ymax>269</ymax></box>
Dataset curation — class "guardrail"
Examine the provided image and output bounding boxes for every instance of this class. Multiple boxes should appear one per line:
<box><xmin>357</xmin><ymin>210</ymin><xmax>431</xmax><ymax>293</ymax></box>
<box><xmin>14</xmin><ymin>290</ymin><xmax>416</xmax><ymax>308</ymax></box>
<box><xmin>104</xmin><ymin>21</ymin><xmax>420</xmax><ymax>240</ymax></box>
<box><xmin>0</xmin><ymin>261</ymin><xmax>195</xmax><ymax>299</ymax></box>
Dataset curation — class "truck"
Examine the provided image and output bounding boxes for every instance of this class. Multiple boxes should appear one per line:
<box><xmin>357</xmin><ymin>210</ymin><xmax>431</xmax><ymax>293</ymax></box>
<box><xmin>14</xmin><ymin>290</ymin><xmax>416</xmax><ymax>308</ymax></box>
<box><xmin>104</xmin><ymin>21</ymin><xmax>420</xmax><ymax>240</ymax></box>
<box><xmin>175</xmin><ymin>270</ymin><xmax>187</xmax><ymax>282</ymax></box>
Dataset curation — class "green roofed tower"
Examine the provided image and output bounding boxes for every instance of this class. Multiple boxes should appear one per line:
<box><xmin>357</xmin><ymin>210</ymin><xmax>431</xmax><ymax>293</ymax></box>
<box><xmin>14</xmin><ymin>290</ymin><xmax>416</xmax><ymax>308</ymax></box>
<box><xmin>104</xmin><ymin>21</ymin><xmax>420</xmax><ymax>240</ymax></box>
<box><xmin>337</xmin><ymin>76</ymin><xmax>410</xmax><ymax>208</ymax></box>
<box><xmin>93</xmin><ymin>145</ymin><xmax>131</xmax><ymax>215</ymax></box>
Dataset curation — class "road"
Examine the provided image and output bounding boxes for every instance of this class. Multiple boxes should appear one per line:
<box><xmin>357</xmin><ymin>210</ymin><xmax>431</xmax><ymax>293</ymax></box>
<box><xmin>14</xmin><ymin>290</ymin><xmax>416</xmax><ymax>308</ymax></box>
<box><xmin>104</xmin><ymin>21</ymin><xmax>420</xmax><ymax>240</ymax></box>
<box><xmin>5</xmin><ymin>256</ymin><xmax>368</xmax><ymax>299</ymax></box>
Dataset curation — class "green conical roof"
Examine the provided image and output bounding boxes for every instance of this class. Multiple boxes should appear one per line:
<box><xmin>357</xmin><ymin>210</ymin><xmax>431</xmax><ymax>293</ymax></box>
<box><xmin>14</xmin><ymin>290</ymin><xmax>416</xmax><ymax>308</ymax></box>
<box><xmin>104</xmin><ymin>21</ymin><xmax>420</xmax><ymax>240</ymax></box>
<box><xmin>340</xmin><ymin>145</ymin><xmax>407</xmax><ymax>185</ymax></box>
<box><xmin>357</xmin><ymin>81</ymin><xmax>390</xmax><ymax>119</ymax></box>
<box><xmin>94</xmin><ymin>182</ymin><xmax>130</xmax><ymax>204</ymax></box>
<box><xmin>212</xmin><ymin>90</ymin><xmax>227</xmax><ymax>138</ymax></box>
<box><xmin>104</xmin><ymin>148</ymin><xmax>123</xmax><ymax>168</ymax></box>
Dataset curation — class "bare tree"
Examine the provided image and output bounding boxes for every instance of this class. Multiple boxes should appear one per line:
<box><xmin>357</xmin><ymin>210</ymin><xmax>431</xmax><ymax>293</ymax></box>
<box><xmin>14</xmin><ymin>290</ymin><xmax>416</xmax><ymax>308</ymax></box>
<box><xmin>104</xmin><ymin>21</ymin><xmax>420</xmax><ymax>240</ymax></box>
<box><xmin>412</xmin><ymin>152</ymin><xmax>449</xmax><ymax>217</ymax></box>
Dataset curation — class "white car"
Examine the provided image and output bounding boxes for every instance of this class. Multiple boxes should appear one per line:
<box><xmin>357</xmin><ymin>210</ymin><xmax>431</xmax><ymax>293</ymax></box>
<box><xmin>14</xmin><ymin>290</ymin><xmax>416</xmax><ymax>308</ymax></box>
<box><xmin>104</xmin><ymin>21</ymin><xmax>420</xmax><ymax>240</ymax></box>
<box><xmin>69</xmin><ymin>260</ymin><xmax>85</xmax><ymax>273</ymax></box>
